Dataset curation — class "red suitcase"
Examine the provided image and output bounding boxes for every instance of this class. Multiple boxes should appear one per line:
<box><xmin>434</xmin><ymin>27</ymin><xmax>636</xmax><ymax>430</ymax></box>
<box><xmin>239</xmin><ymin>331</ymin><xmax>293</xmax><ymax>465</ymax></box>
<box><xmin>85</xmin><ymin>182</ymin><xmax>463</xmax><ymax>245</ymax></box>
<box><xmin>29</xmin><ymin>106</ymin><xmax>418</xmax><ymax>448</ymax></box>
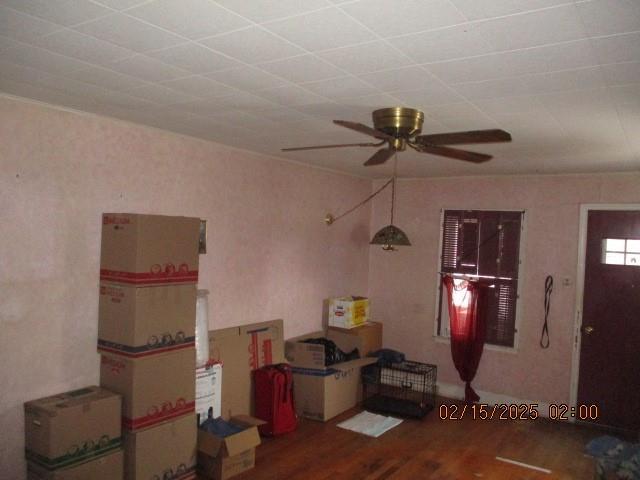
<box><xmin>253</xmin><ymin>363</ymin><xmax>297</xmax><ymax>436</ymax></box>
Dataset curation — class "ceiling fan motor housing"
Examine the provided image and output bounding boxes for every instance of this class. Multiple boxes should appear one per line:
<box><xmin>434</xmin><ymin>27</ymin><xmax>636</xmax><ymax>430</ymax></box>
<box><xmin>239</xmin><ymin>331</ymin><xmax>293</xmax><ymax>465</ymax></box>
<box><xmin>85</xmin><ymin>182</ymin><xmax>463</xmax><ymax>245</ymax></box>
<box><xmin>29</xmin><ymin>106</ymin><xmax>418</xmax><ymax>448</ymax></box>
<box><xmin>372</xmin><ymin>107</ymin><xmax>424</xmax><ymax>139</ymax></box>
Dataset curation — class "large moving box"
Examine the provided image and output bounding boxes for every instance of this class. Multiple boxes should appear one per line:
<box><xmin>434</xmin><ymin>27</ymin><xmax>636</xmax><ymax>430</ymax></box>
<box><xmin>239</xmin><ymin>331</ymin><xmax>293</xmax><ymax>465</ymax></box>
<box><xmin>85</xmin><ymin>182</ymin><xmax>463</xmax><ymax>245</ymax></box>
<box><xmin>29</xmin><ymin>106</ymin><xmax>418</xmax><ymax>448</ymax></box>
<box><xmin>27</xmin><ymin>449</ymin><xmax>123</xmax><ymax>480</ymax></box>
<box><xmin>100</xmin><ymin>349</ymin><xmax>195</xmax><ymax>431</ymax></box>
<box><xmin>328</xmin><ymin>321</ymin><xmax>383</xmax><ymax>356</ymax></box>
<box><xmin>285</xmin><ymin>330</ymin><xmax>376</xmax><ymax>421</ymax></box>
<box><xmin>327</xmin><ymin>296</ymin><xmax>370</xmax><ymax>329</ymax></box>
<box><xmin>197</xmin><ymin>416</ymin><xmax>264</xmax><ymax>480</ymax></box>
<box><xmin>24</xmin><ymin>387</ymin><xmax>121</xmax><ymax>471</ymax></box>
<box><xmin>124</xmin><ymin>413</ymin><xmax>197</xmax><ymax>480</ymax></box>
<box><xmin>98</xmin><ymin>283</ymin><xmax>196</xmax><ymax>357</ymax></box>
<box><xmin>208</xmin><ymin>319</ymin><xmax>284</xmax><ymax>418</ymax></box>
<box><xmin>100</xmin><ymin>213</ymin><xmax>200</xmax><ymax>286</ymax></box>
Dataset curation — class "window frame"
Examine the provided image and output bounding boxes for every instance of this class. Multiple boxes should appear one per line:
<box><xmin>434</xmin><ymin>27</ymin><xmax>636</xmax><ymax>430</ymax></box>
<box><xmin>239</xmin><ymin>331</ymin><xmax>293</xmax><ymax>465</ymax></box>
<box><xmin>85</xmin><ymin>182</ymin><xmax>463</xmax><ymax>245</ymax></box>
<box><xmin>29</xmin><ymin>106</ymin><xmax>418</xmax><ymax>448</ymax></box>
<box><xmin>433</xmin><ymin>207</ymin><xmax>527</xmax><ymax>353</ymax></box>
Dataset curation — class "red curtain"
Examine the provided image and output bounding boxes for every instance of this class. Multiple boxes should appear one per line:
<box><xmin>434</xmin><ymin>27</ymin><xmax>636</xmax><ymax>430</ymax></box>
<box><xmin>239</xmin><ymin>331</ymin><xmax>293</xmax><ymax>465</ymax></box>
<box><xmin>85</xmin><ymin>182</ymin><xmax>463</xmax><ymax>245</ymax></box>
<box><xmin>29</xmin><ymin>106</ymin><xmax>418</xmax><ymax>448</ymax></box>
<box><xmin>442</xmin><ymin>276</ymin><xmax>488</xmax><ymax>403</ymax></box>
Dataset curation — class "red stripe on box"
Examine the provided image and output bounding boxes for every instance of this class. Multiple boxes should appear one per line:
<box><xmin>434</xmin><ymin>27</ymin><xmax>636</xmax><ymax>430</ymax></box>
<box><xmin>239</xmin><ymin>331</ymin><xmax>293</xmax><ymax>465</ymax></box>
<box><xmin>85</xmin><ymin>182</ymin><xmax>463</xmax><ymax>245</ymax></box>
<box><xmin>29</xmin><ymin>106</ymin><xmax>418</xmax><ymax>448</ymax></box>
<box><xmin>122</xmin><ymin>402</ymin><xmax>195</xmax><ymax>431</ymax></box>
<box><xmin>100</xmin><ymin>269</ymin><xmax>198</xmax><ymax>285</ymax></box>
<box><xmin>97</xmin><ymin>341</ymin><xmax>195</xmax><ymax>358</ymax></box>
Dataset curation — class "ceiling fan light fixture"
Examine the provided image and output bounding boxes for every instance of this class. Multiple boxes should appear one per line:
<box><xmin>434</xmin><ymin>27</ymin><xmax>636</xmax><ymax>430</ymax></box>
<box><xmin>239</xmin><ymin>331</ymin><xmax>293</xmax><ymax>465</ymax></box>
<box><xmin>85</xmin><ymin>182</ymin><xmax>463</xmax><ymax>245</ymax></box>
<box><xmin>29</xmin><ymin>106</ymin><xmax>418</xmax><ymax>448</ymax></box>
<box><xmin>370</xmin><ymin>224</ymin><xmax>411</xmax><ymax>247</ymax></box>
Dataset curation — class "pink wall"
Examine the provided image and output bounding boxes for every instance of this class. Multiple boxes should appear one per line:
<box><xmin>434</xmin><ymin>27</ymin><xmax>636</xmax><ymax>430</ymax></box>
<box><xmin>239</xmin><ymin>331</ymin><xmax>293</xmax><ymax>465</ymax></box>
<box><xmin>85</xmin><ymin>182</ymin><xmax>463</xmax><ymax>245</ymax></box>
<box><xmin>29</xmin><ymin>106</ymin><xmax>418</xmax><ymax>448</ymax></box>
<box><xmin>368</xmin><ymin>173</ymin><xmax>639</xmax><ymax>405</ymax></box>
<box><xmin>0</xmin><ymin>96</ymin><xmax>371</xmax><ymax>478</ymax></box>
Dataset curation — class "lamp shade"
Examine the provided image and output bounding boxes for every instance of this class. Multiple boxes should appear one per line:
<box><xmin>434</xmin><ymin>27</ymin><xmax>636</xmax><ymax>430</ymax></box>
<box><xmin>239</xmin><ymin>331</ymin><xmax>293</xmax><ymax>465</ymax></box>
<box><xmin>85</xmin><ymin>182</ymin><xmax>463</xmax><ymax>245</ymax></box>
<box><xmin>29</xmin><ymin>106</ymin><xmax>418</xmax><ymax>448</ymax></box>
<box><xmin>370</xmin><ymin>224</ymin><xmax>411</xmax><ymax>246</ymax></box>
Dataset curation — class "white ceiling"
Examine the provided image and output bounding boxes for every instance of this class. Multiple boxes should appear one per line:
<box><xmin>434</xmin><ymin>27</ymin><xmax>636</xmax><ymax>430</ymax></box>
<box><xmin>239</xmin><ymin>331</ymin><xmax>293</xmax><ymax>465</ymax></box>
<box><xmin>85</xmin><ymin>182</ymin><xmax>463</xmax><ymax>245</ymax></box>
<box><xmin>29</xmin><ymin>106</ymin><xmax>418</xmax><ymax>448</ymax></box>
<box><xmin>1</xmin><ymin>0</ymin><xmax>639</xmax><ymax>178</ymax></box>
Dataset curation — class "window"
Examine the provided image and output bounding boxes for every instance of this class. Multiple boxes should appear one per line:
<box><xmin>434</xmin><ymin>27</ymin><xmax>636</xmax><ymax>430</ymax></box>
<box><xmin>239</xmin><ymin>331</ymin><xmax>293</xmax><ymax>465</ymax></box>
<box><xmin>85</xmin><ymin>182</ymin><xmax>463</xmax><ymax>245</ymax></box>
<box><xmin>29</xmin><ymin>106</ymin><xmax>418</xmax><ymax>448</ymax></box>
<box><xmin>602</xmin><ymin>238</ymin><xmax>640</xmax><ymax>266</ymax></box>
<box><xmin>436</xmin><ymin>210</ymin><xmax>524</xmax><ymax>348</ymax></box>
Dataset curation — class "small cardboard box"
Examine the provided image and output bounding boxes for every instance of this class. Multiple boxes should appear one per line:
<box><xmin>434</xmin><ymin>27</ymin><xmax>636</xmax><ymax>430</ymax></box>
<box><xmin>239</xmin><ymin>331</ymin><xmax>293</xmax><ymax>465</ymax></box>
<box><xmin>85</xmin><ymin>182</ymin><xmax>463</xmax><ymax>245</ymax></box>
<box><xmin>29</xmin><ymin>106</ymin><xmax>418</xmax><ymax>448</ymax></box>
<box><xmin>285</xmin><ymin>330</ymin><xmax>377</xmax><ymax>422</ymax></box>
<box><xmin>328</xmin><ymin>321</ymin><xmax>383</xmax><ymax>356</ymax></box>
<box><xmin>98</xmin><ymin>283</ymin><xmax>196</xmax><ymax>358</ymax></box>
<box><xmin>124</xmin><ymin>413</ymin><xmax>197</xmax><ymax>480</ymax></box>
<box><xmin>24</xmin><ymin>386</ymin><xmax>121</xmax><ymax>471</ymax></box>
<box><xmin>100</xmin><ymin>213</ymin><xmax>200</xmax><ymax>286</ymax></box>
<box><xmin>208</xmin><ymin>319</ymin><xmax>284</xmax><ymax>419</ymax></box>
<box><xmin>328</xmin><ymin>296</ymin><xmax>370</xmax><ymax>329</ymax></box>
<box><xmin>27</xmin><ymin>449</ymin><xmax>123</xmax><ymax>480</ymax></box>
<box><xmin>100</xmin><ymin>348</ymin><xmax>195</xmax><ymax>431</ymax></box>
<box><xmin>197</xmin><ymin>415</ymin><xmax>264</xmax><ymax>480</ymax></box>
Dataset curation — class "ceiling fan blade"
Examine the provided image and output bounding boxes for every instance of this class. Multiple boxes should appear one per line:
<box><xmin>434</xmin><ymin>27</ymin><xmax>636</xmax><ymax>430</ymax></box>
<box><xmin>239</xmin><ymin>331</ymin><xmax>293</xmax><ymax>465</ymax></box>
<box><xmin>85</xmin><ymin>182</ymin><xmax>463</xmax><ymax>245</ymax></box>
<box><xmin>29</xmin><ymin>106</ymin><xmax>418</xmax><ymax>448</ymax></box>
<box><xmin>415</xmin><ymin>129</ymin><xmax>511</xmax><ymax>145</ymax></box>
<box><xmin>282</xmin><ymin>140</ymin><xmax>384</xmax><ymax>152</ymax></box>
<box><xmin>364</xmin><ymin>148</ymin><xmax>395</xmax><ymax>166</ymax></box>
<box><xmin>414</xmin><ymin>144</ymin><xmax>492</xmax><ymax>163</ymax></box>
<box><xmin>333</xmin><ymin>120</ymin><xmax>393</xmax><ymax>140</ymax></box>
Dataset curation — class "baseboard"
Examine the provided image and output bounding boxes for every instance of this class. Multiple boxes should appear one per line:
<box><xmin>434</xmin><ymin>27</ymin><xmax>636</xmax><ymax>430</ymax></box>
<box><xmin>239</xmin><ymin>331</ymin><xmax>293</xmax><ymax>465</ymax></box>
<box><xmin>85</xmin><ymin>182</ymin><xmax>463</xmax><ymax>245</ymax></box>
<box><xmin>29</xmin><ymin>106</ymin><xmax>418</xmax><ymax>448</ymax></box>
<box><xmin>437</xmin><ymin>381</ymin><xmax>551</xmax><ymax>418</ymax></box>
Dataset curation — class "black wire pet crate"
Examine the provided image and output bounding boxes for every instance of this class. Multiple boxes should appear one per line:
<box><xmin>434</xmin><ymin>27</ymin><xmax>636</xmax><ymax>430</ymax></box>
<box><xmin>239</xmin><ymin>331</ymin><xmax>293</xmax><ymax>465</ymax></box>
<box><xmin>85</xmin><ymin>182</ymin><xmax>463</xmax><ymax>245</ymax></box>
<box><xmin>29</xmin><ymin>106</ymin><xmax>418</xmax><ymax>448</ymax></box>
<box><xmin>362</xmin><ymin>360</ymin><xmax>437</xmax><ymax>418</ymax></box>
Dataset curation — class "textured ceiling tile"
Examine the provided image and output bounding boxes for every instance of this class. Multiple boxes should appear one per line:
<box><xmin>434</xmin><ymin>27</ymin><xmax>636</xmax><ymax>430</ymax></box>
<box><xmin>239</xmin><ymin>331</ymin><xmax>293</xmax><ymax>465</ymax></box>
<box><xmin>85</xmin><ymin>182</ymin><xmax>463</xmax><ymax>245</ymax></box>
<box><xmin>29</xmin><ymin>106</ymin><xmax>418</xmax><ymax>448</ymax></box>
<box><xmin>214</xmin><ymin>0</ymin><xmax>331</xmax><ymax>23</ymax></box>
<box><xmin>450</xmin><ymin>0</ymin><xmax>575</xmax><ymax>21</ymax></box>
<box><xmin>340</xmin><ymin>0</ymin><xmax>466</xmax><ymax>37</ymax></box>
<box><xmin>205</xmin><ymin>65</ymin><xmax>287</xmax><ymax>92</ymax></box>
<box><xmin>301</xmin><ymin>76</ymin><xmax>378</xmax><ymax>100</ymax></box>
<box><xmin>145</xmin><ymin>43</ymin><xmax>242</xmax><ymax>74</ymax></box>
<box><xmin>106</xmin><ymin>54</ymin><xmax>191</xmax><ymax>82</ymax></box>
<box><xmin>74</xmin><ymin>13</ymin><xmax>184</xmax><ymax>53</ymax></box>
<box><xmin>0</xmin><ymin>5</ymin><xmax>62</xmax><ymax>43</ymax></box>
<box><xmin>199</xmin><ymin>27</ymin><xmax>305</xmax><ymax>64</ymax></box>
<box><xmin>473</xmin><ymin>4</ymin><xmax>588</xmax><ymax>52</ymax></box>
<box><xmin>258</xmin><ymin>54</ymin><xmax>345</xmax><ymax>84</ymax></box>
<box><xmin>264</xmin><ymin>8</ymin><xmax>376</xmax><ymax>52</ymax></box>
<box><xmin>317</xmin><ymin>40</ymin><xmax>414</xmax><ymax>75</ymax></box>
<box><xmin>64</xmin><ymin>65</ymin><xmax>148</xmax><ymax>91</ymax></box>
<box><xmin>28</xmin><ymin>29</ymin><xmax>134</xmax><ymax>66</ymax></box>
<box><xmin>1</xmin><ymin>0</ymin><xmax>111</xmax><ymax>27</ymax></box>
<box><xmin>576</xmin><ymin>0</ymin><xmax>640</xmax><ymax>37</ymax></box>
<box><xmin>127</xmin><ymin>0</ymin><xmax>250</xmax><ymax>40</ymax></box>
<box><xmin>387</xmin><ymin>24</ymin><xmax>494</xmax><ymax>64</ymax></box>
<box><xmin>160</xmin><ymin>75</ymin><xmax>240</xmax><ymax>98</ymax></box>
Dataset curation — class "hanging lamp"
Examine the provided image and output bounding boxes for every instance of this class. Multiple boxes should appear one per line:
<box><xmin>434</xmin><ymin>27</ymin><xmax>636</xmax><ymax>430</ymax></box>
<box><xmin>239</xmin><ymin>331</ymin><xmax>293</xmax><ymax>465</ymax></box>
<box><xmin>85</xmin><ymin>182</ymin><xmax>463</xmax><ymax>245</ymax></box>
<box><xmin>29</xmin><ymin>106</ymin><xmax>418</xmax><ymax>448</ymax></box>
<box><xmin>369</xmin><ymin>155</ymin><xmax>411</xmax><ymax>251</ymax></box>
<box><xmin>324</xmin><ymin>154</ymin><xmax>411</xmax><ymax>251</ymax></box>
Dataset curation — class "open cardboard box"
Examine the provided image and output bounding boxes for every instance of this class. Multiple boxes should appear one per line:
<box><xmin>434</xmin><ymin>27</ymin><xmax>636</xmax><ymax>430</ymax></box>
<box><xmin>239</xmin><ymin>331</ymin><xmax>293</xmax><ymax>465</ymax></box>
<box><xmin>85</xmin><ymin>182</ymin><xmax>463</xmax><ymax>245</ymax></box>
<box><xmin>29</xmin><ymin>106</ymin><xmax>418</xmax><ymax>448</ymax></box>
<box><xmin>285</xmin><ymin>330</ymin><xmax>377</xmax><ymax>422</ymax></box>
<box><xmin>197</xmin><ymin>415</ymin><xmax>265</xmax><ymax>480</ymax></box>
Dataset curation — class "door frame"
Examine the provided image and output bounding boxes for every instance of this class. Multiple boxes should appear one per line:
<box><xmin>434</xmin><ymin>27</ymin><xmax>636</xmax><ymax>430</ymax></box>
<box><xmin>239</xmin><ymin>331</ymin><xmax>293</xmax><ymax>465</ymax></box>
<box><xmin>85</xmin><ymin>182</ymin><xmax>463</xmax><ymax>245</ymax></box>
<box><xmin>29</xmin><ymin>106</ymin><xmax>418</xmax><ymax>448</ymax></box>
<box><xmin>570</xmin><ymin>203</ymin><xmax>640</xmax><ymax>411</ymax></box>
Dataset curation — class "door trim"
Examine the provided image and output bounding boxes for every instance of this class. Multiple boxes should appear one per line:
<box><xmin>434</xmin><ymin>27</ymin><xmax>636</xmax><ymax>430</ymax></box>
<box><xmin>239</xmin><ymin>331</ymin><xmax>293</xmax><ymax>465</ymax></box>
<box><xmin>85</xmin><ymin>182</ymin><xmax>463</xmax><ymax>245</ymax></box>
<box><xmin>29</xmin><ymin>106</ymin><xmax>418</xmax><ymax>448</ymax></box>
<box><xmin>570</xmin><ymin>203</ymin><xmax>640</xmax><ymax>414</ymax></box>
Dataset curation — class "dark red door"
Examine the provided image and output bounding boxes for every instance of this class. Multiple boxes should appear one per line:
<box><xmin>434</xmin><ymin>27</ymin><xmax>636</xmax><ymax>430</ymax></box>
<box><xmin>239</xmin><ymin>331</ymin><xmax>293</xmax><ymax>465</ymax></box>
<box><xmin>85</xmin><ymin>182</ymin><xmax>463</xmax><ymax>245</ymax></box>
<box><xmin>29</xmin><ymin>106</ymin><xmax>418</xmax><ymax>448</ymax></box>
<box><xmin>578</xmin><ymin>210</ymin><xmax>640</xmax><ymax>430</ymax></box>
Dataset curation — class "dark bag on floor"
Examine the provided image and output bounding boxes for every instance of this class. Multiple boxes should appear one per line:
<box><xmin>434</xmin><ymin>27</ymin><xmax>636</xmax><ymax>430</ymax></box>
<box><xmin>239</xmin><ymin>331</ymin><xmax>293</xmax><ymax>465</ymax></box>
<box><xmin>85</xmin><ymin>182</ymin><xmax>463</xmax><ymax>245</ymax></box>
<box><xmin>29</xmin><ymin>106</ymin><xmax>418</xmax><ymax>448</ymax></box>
<box><xmin>253</xmin><ymin>363</ymin><xmax>297</xmax><ymax>436</ymax></box>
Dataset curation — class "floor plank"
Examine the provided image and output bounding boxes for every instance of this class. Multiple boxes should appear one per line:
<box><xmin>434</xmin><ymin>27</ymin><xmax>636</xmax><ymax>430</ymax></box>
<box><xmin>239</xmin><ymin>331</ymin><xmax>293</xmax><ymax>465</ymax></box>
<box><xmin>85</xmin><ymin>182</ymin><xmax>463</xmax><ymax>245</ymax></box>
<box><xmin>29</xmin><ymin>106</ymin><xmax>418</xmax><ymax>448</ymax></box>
<box><xmin>204</xmin><ymin>399</ymin><xmax>604</xmax><ymax>479</ymax></box>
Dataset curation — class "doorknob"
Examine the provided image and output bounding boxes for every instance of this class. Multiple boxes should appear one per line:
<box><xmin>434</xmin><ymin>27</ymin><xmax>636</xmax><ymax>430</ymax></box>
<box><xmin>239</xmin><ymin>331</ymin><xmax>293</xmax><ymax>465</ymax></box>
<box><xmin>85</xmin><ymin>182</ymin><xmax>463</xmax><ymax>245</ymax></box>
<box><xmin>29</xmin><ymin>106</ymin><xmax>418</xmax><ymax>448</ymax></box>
<box><xmin>582</xmin><ymin>325</ymin><xmax>594</xmax><ymax>335</ymax></box>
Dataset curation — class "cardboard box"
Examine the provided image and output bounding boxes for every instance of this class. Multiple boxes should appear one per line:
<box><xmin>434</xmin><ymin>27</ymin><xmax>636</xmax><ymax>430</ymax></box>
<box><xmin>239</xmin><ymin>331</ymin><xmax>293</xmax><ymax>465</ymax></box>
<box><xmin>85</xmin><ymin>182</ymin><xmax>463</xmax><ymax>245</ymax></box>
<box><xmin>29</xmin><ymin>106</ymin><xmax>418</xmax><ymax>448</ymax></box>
<box><xmin>100</xmin><ymin>348</ymin><xmax>195</xmax><ymax>431</ymax></box>
<box><xmin>100</xmin><ymin>213</ymin><xmax>200</xmax><ymax>286</ymax></box>
<box><xmin>124</xmin><ymin>413</ymin><xmax>197</xmax><ymax>480</ymax></box>
<box><xmin>27</xmin><ymin>449</ymin><xmax>123</xmax><ymax>480</ymax></box>
<box><xmin>328</xmin><ymin>296</ymin><xmax>370</xmax><ymax>329</ymax></box>
<box><xmin>285</xmin><ymin>330</ymin><xmax>377</xmax><ymax>421</ymax></box>
<box><xmin>197</xmin><ymin>415</ymin><xmax>264</xmax><ymax>480</ymax></box>
<box><xmin>24</xmin><ymin>386</ymin><xmax>121</xmax><ymax>471</ymax></box>
<box><xmin>98</xmin><ymin>283</ymin><xmax>196</xmax><ymax>358</ymax></box>
<box><xmin>208</xmin><ymin>319</ymin><xmax>284</xmax><ymax>419</ymax></box>
<box><xmin>327</xmin><ymin>321</ymin><xmax>383</xmax><ymax>356</ymax></box>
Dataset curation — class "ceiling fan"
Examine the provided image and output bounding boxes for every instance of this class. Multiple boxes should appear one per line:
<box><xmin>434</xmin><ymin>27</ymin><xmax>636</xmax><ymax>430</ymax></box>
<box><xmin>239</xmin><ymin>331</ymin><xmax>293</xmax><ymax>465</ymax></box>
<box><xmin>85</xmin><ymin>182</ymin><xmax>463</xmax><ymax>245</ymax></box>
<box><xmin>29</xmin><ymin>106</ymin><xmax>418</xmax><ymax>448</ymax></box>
<box><xmin>282</xmin><ymin>107</ymin><xmax>512</xmax><ymax>166</ymax></box>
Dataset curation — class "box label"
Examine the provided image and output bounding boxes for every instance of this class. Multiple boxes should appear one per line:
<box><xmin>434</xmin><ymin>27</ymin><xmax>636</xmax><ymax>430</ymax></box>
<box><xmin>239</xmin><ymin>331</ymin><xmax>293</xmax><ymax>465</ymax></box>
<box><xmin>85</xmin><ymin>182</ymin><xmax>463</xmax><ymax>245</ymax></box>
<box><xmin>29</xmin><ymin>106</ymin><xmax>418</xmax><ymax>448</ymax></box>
<box><xmin>122</xmin><ymin>398</ymin><xmax>195</xmax><ymax>431</ymax></box>
<box><xmin>100</xmin><ymin>267</ymin><xmax>198</xmax><ymax>285</ymax></box>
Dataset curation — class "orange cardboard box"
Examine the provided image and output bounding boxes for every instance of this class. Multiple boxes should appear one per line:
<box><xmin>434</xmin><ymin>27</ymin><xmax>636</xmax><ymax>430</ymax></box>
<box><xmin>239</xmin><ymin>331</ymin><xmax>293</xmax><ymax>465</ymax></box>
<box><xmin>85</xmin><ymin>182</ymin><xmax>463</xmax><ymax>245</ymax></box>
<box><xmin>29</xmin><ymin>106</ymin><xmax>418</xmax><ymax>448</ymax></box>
<box><xmin>100</xmin><ymin>348</ymin><xmax>195</xmax><ymax>431</ymax></box>
<box><xmin>100</xmin><ymin>213</ymin><xmax>200</xmax><ymax>287</ymax></box>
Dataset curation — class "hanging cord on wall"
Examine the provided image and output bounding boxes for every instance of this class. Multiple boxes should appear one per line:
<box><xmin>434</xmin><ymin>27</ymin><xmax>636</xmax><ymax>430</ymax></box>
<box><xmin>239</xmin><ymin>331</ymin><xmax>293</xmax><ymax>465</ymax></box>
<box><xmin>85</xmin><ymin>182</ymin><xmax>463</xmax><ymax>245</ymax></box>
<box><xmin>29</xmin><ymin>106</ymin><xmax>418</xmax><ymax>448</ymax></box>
<box><xmin>540</xmin><ymin>275</ymin><xmax>553</xmax><ymax>348</ymax></box>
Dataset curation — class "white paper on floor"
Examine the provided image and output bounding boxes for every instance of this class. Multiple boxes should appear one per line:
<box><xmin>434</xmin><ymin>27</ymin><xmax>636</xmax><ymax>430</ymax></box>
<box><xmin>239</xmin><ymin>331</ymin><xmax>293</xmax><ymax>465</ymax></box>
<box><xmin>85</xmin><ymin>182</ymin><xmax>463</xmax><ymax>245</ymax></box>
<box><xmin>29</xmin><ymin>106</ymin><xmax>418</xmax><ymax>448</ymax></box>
<box><xmin>337</xmin><ymin>411</ymin><xmax>403</xmax><ymax>438</ymax></box>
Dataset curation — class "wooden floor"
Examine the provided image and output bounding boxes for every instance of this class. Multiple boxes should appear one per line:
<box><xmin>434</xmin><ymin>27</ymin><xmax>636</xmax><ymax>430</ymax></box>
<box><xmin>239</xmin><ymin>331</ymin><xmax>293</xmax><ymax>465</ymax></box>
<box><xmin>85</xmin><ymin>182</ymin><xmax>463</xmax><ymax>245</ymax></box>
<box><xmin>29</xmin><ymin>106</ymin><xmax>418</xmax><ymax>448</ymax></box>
<box><xmin>232</xmin><ymin>400</ymin><xmax>603</xmax><ymax>480</ymax></box>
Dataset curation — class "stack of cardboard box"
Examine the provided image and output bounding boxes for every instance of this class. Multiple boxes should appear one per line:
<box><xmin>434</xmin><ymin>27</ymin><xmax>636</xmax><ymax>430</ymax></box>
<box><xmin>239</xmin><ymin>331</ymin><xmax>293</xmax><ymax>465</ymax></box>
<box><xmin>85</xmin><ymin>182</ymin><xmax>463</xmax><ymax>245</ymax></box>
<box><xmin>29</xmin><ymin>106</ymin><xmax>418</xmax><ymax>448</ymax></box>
<box><xmin>97</xmin><ymin>213</ymin><xmax>200</xmax><ymax>480</ymax></box>
<box><xmin>25</xmin><ymin>387</ymin><xmax>123</xmax><ymax>479</ymax></box>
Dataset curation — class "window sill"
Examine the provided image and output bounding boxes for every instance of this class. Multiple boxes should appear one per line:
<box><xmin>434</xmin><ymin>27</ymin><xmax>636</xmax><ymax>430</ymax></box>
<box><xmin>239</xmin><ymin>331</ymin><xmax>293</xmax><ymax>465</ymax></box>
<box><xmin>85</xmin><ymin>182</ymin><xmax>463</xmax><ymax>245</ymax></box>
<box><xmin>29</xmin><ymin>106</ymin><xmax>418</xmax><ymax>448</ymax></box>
<box><xmin>433</xmin><ymin>335</ymin><xmax>519</xmax><ymax>354</ymax></box>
